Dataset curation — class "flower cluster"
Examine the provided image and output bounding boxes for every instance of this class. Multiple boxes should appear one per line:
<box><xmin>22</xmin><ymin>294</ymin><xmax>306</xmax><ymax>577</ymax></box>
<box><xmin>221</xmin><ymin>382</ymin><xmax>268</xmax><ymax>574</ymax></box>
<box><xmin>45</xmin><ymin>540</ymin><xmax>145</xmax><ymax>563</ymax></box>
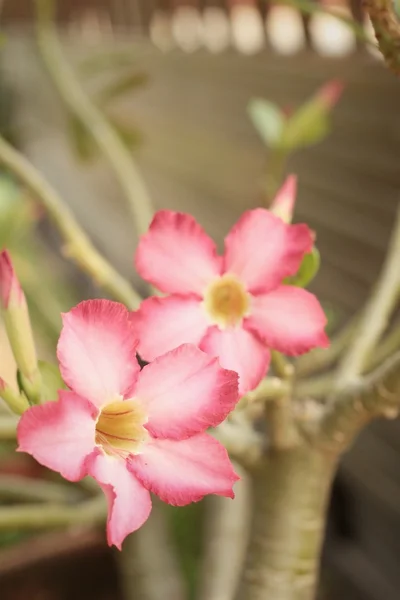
<box><xmin>11</xmin><ymin>177</ymin><xmax>328</xmax><ymax>548</ymax></box>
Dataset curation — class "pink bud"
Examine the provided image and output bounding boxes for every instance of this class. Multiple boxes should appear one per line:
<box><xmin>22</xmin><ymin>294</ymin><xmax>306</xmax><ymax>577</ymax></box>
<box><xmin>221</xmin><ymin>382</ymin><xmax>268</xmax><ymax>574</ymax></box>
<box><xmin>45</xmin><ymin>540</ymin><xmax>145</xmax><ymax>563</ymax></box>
<box><xmin>314</xmin><ymin>79</ymin><xmax>344</xmax><ymax>110</ymax></box>
<box><xmin>0</xmin><ymin>250</ymin><xmax>24</xmax><ymax>309</ymax></box>
<box><xmin>270</xmin><ymin>175</ymin><xmax>297</xmax><ymax>223</ymax></box>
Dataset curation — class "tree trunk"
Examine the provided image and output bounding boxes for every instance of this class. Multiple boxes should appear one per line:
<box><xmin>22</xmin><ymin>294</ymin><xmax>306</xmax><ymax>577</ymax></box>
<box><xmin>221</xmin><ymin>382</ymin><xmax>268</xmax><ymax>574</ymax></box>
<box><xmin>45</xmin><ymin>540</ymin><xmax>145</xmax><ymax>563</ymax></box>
<box><xmin>235</xmin><ymin>447</ymin><xmax>338</xmax><ymax>600</ymax></box>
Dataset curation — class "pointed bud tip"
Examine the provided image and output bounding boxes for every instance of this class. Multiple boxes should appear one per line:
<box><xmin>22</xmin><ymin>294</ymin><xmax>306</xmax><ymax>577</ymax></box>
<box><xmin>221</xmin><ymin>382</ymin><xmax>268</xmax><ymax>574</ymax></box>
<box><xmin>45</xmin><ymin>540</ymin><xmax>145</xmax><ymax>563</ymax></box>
<box><xmin>0</xmin><ymin>250</ymin><xmax>24</xmax><ymax>309</ymax></box>
<box><xmin>316</xmin><ymin>79</ymin><xmax>344</xmax><ymax>110</ymax></box>
<box><xmin>270</xmin><ymin>175</ymin><xmax>297</xmax><ymax>223</ymax></box>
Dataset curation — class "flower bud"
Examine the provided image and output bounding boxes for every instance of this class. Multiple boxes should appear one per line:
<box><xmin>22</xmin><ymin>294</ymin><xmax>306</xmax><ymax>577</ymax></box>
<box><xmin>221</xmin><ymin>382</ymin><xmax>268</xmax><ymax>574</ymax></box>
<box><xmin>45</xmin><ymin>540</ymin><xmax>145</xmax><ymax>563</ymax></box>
<box><xmin>0</xmin><ymin>251</ymin><xmax>41</xmax><ymax>404</ymax></box>
<box><xmin>313</xmin><ymin>79</ymin><xmax>344</xmax><ymax>111</ymax></box>
<box><xmin>270</xmin><ymin>175</ymin><xmax>297</xmax><ymax>224</ymax></box>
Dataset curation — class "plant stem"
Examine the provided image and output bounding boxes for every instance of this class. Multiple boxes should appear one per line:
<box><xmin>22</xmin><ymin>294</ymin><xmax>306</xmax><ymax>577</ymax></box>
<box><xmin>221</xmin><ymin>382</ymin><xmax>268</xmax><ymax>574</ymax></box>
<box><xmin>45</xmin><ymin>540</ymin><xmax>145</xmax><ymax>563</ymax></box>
<box><xmin>0</xmin><ymin>136</ymin><xmax>141</xmax><ymax>309</ymax></box>
<box><xmin>0</xmin><ymin>382</ymin><xmax>29</xmax><ymax>416</ymax></box>
<box><xmin>271</xmin><ymin>351</ymin><xmax>294</xmax><ymax>380</ymax></box>
<box><xmin>317</xmin><ymin>352</ymin><xmax>400</xmax><ymax>449</ymax></box>
<box><xmin>265</xmin><ymin>148</ymin><xmax>287</xmax><ymax>205</ymax></box>
<box><xmin>0</xmin><ymin>475</ymin><xmax>82</xmax><ymax>503</ymax></box>
<box><xmin>235</xmin><ymin>448</ymin><xmax>337</xmax><ymax>600</ymax></box>
<box><xmin>212</xmin><ymin>420</ymin><xmax>264</xmax><ymax>469</ymax></box>
<box><xmin>0</xmin><ymin>416</ymin><xmax>17</xmax><ymax>439</ymax></box>
<box><xmin>0</xmin><ymin>494</ymin><xmax>106</xmax><ymax>529</ymax></box>
<box><xmin>336</xmin><ymin>207</ymin><xmax>400</xmax><ymax>388</ymax></box>
<box><xmin>296</xmin><ymin>372</ymin><xmax>334</xmax><ymax>399</ymax></box>
<box><xmin>35</xmin><ymin>0</ymin><xmax>154</xmax><ymax>238</ymax></box>
<box><xmin>197</xmin><ymin>466</ymin><xmax>251</xmax><ymax>600</ymax></box>
<box><xmin>295</xmin><ymin>316</ymin><xmax>359</xmax><ymax>377</ymax></box>
<box><xmin>119</xmin><ymin>501</ymin><xmax>186</xmax><ymax>600</ymax></box>
<box><xmin>366</xmin><ymin>318</ymin><xmax>400</xmax><ymax>371</ymax></box>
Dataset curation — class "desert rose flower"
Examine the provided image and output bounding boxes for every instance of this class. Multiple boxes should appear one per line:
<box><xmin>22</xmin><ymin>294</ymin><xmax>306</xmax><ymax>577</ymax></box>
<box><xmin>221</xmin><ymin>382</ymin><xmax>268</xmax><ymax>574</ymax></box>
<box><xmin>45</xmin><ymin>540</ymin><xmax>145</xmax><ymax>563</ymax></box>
<box><xmin>17</xmin><ymin>300</ymin><xmax>239</xmax><ymax>549</ymax></box>
<box><xmin>133</xmin><ymin>179</ymin><xmax>329</xmax><ymax>394</ymax></box>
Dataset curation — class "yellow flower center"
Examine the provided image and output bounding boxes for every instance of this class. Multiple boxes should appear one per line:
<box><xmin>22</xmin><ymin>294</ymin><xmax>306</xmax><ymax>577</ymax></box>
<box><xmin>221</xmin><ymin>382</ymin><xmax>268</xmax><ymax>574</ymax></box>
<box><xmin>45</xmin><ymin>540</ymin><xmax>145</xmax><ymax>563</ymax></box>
<box><xmin>203</xmin><ymin>274</ymin><xmax>250</xmax><ymax>328</ymax></box>
<box><xmin>95</xmin><ymin>400</ymin><xmax>148</xmax><ymax>459</ymax></box>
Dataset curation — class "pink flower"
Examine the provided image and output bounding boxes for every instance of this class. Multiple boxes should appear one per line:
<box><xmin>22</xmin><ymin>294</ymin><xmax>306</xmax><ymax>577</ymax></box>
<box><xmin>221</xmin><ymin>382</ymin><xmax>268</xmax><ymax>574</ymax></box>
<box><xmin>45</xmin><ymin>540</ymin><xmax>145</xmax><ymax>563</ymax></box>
<box><xmin>17</xmin><ymin>300</ymin><xmax>239</xmax><ymax>549</ymax></box>
<box><xmin>133</xmin><ymin>183</ymin><xmax>329</xmax><ymax>395</ymax></box>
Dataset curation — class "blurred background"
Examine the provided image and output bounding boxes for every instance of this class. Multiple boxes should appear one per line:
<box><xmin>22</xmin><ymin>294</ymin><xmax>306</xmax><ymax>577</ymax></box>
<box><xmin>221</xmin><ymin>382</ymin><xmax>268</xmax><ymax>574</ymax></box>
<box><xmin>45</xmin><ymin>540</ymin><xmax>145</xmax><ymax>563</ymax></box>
<box><xmin>1</xmin><ymin>1</ymin><xmax>400</xmax><ymax>599</ymax></box>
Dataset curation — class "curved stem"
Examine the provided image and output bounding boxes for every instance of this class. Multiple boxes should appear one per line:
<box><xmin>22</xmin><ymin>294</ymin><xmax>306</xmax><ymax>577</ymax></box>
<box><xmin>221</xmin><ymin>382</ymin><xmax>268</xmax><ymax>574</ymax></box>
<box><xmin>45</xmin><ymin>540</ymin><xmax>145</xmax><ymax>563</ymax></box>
<box><xmin>295</xmin><ymin>316</ymin><xmax>359</xmax><ymax>378</ymax></box>
<box><xmin>0</xmin><ymin>475</ymin><xmax>82</xmax><ymax>503</ymax></box>
<box><xmin>197</xmin><ymin>466</ymin><xmax>251</xmax><ymax>600</ymax></box>
<box><xmin>35</xmin><ymin>0</ymin><xmax>154</xmax><ymax>238</ymax></box>
<box><xmin>0</xmin><ymin>494</ymin><xmax>106</xmax><ymax>529</ymax></box>
<box><xmin>0</xmin><ymin>136</ymin><xmax>141</xmax><ymax>309</ymax></box>
<box><xmin>336</xmin><ymin>206</ymin><xmax>400</xmax><ymax>389</ymax></box>
<box><xmin>0</xmin><ymin>416</ymin><xmax>18</xmax><ymax>439</ymax></box>
<box><xmin>317</xmin><ymin>352</ymin><xmax>400</xmax><ymax>450</ymax></box>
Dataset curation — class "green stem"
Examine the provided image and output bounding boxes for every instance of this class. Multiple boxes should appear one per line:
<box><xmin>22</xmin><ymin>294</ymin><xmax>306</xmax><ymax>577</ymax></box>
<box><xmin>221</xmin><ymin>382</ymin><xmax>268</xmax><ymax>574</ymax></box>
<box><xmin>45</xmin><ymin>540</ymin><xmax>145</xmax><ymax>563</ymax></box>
<box><xmin>0</xmin><ymin>136</ymin><xmax>141</xmax><ymax>309</ymax></box>
<box><xmin>0</xmin><ymin>475</ymin><xmax>82</xmax><ymax>503</ymax></box>
<box><xmin>0</xmin><ymin>494</ymin><xmax>106</xmax><ymax>529</ymax></box>
<box><xmin>0</xmin><ymin>416</ymin><xmax>18</xmax><ymax>439</ymax></box>
<box><xmin>317</xmin><ymin>352</ymin><xmax>400</xmax><ymax>450</ymax></box>
<box><xmin>35</xmin><ymin>0</ymin><xmax>154</xmax><ymax>238</ymax></box>
<box><xmin>296</xmin><ymin>372</ymin><xmax>334</xmax><ymax>400</ymax></box>
<box><xmin>295</xmin><ymin>316</ymin><xmax>359</xmax><ymax>377</ymax></box>
<box><xmin>336</xmin><ymin>207</ymin><xmax>400</xmax><ymax>388</ymax></box>
<box><xmin>271</xmin><ymin>351</ymin><xmax>294</xmax><ymax>380</ymax></box>
<box><xmin>265</xmin><ymin>148</ymin><xmax>287</xmax><ymax>205</ymax></box>
<box><xmin>235</xmin><ymin>448</ymin><xmax>337</xmax><ymax>600</ymax></box>
<box><xmin>0</xmin><ymin>382</ymin><xmax>29</xmax><ymax>416</ymax></box>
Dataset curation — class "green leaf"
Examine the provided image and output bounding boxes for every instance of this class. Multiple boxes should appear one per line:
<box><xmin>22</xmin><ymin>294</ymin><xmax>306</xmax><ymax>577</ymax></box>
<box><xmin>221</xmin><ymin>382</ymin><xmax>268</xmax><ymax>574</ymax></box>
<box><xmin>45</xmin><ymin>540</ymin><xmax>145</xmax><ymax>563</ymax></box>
<box><xmin>285</xmin><ymin>247</ymin><xmax>320</xmax><ymax>288</ymax></box>
<box><xmin>38</xmin><ymin>360</ymin><xmax>66</xmax><ymax>401</ymax></box>
<box><xmin>97</xmin><ymin>72</ymin><xmax>148</xmax><ymax>107</ymax></box>
<box><xmin>248</xmin><ymin>99</ymin><xmax>285</xmax><ymax>148</ymax></box>
<box><xmin>280</xmin><ymin>101</ymin><xmax>331</xmax><ymax>152</ymax></box>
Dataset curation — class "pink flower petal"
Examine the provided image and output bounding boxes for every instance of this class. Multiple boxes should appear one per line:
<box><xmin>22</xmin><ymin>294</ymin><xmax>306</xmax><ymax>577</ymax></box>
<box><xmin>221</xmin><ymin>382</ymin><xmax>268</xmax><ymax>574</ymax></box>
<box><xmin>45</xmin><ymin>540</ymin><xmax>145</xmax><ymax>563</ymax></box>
<box><xmin>223</xmin><ymin>209</ymin><xmax>313</xmax><ymax>294</ymax></box>
<box><xmin>200</xmin><ymin>326</ymin><xmax>270</xmax><ymax>395</ymax></box>
<box><xmin>132</xmin><ymin>295</ymin><xmax>210</xmax><ymax>362</ymax></box>
<box><xmin>17</xmin><ymin>391</ymin><xmax>97</xmax><ymax>481</ymax></box>
<box><xmin>245</xmin><ymin>286</ymin><xmax>329</xmax><ymax>355</ymax></box>
<box><xmin>128</xmin><ymin>434</ymin><xmax>239</xmax><ymax>506</ymax></box>
<box><xmin>88</xmin><ymin>452</ymin><xmax>152</xmax><ymax>549</ymax></box>
<box><xmin>57</xmin><ymin>300</ymin><xmax>140</xmax><ymax>407</ymax></box>
<box><xmin>135</xmin><ymin>211</ymin><xmax>222</xmax><ymax>295</ymax></box>
<box><xmin>134</xmin><ymin>344</ymin><xmax>238</xmax><ymax>439</ymax></box>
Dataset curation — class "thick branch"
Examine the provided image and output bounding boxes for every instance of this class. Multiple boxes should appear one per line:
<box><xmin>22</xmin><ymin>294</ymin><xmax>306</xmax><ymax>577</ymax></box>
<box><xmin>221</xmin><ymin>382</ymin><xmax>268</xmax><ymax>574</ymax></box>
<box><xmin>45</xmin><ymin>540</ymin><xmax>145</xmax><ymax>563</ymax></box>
<box><xmin>35</xmin><ymin>0</ymin><xmax>154</xmax><ymax>237</ymax></box>
<box><xmin>0</xmin><ymin>136</ymin><xmax>141</xmax><ymax>309</ymax></box>
<box><xmin>317</xmin><ymin>352</ymin><xmax>400</xmax><ymax>449</ymax></box>
<box><xmin>336</xmin><ymin>206</ymin><xmax>400</xmax><ymax>388</ymax></box>
<box><xmin>363</xmin><ymin>0</ymin><xmax>400</xmax><ymax>75</ymax></box>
